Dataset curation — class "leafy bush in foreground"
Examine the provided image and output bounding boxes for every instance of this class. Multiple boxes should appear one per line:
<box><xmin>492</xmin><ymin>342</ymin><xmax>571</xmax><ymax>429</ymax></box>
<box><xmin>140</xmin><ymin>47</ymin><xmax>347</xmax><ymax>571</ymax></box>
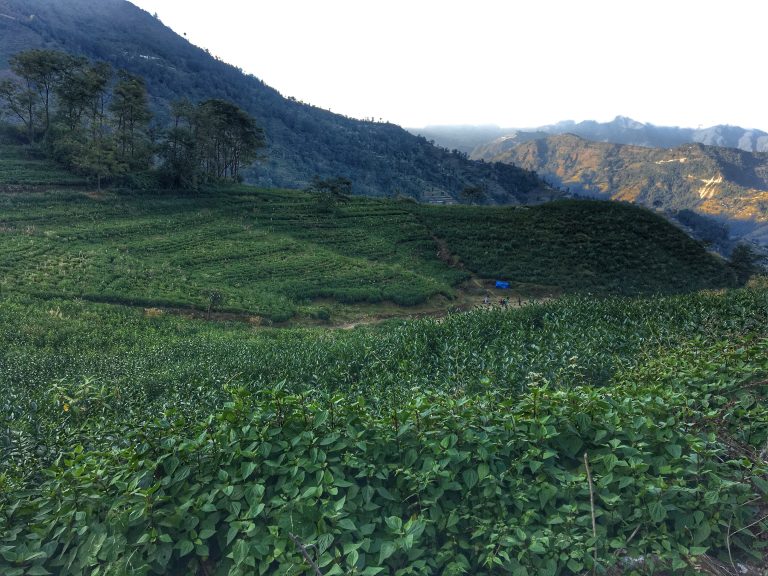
<box><xmin>1</xmin><ymin>289</ymin><xmax>767</xmax><ymax>574</ymax></box>
<box><xmin>2</xmin><ymin>372</ymin><xmax>766</xmax><ymax>575</ymax></box>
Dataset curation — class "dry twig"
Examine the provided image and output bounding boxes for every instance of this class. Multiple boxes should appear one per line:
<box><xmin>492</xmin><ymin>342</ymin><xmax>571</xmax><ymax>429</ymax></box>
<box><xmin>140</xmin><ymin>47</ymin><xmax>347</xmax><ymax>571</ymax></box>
<box><xmin>288</xmin><ymin>532</ymin><xmax>324</xmax><ymax>576</ymax></box>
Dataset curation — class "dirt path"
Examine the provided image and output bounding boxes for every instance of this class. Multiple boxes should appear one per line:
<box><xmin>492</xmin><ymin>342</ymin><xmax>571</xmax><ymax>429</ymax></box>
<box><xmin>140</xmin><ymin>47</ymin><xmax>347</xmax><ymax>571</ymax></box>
<box><xmin>135</xmin><ymin>276</ymin><xmax>555</xmax><ymax>330</ymax></box>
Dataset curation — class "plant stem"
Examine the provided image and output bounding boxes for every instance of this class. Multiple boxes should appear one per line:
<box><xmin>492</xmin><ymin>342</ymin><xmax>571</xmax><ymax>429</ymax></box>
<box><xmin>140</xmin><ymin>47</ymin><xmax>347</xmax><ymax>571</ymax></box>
<box><xmin>584</xmin><ymin>452</ymin><xmax>598</xmax><ymax>573</ymax></box>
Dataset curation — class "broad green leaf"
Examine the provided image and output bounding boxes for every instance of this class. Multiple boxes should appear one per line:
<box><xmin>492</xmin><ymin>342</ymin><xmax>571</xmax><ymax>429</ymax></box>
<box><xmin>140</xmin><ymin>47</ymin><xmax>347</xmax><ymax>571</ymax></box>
<box><xmin>338</xmin><ymin>518</ymin><xmax>356</xmax><ymax>531</ymax></box>
<box><xmin>177</xmin><ymin>539</ymin><xmax>194</xmax><ymax>557</ymax></box>
<box><xmin>462</xmin><ymin>469</ymin><xmax>478</xmax><ymax>490</ymax></box>
<box><xmin>665</xmin><ymin>444</ymin><xmax>682</xmax><ymax>458</ymax></box>
<box><xmin>199</xmin><ymin>528</ymin><xmax>216</xmax><ymax>540</ymax></box>
<box><xmin>648</xmin><ymin>501</ymin><xmax>667</xmax><ymax>523</ymax></box>
<box><xmin>385</xmin><ymin>516</ymin><xmax>402</xmax><ymax>533</ymax></box>
<box><xmin>346</xmin><ymin>548</ymin><xmax>359</xmax><ymax>568</ymax></box>
<box><xmin>379</xmin><ymin>541</ymin><xmax>397</xmax><ymax>563</ymax></box>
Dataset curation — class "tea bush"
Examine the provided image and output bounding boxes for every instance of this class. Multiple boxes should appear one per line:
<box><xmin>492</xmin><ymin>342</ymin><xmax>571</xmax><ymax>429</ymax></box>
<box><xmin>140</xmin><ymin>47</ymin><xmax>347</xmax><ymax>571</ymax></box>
<box><xmin>1</xmin><ymin>288</ymin><xmax>767</xmax><ymax>574</ymax></box>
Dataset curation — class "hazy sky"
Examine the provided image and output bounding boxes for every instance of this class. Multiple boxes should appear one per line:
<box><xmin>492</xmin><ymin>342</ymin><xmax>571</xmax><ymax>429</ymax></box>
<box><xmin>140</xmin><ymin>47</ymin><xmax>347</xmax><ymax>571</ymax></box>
<box><xmin>128</xmin><ymin>0</ymin><xmax>766</xmax><ymax>131</ymax></box>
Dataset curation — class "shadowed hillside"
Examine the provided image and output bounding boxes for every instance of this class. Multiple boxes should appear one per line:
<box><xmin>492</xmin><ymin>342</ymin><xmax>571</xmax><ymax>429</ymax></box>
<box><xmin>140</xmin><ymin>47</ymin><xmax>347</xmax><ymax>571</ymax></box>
<box><xmin>0</xmin><ymin>0</ymin><xmax>552</xmax><ymax>203</ymax></box>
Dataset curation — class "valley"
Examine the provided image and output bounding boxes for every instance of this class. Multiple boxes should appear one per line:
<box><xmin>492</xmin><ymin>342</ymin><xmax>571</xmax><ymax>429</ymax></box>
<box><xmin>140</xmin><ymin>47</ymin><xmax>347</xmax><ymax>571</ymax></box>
<box><xmin>1</xmin><ymin>148</ymin><xmax>766</xmax><ymax>575</ymax></box>
<box><xmin>0</xmin><ymin>1</ymin><xmax>767</xmax><ymax>575</ymax></box>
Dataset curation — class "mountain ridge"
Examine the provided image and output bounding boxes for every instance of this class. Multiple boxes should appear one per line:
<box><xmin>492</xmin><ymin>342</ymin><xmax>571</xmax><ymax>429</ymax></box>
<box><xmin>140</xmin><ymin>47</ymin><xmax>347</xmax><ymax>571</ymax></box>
<box><xmin>489</xmin><ymin>133</ymin><xmax>768</xmax><ymax>249</ymax></box>
<box><xmin>0</xmin><ymin>0</ymin><xmax>553</xmax><ymax>204</ymax></box>
<box><xmin>411</xmin><ymin>116</ymin><xmax>768</xmax><ymax>157</ymax></box>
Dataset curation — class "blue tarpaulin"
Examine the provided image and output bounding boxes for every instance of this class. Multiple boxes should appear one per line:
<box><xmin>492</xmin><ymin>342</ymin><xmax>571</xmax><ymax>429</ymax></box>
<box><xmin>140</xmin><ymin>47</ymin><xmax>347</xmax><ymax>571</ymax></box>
<box><xmin>495</xmin><ymin>281</ymin><xmax>510</xmax><ymax>289</ymax></box>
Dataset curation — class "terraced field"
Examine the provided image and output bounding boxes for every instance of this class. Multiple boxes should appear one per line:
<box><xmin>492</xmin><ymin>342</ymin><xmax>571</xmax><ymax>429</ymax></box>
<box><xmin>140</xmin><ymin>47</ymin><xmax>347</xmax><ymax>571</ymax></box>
<box><xmin>0</xmin><ymin>145</ymin><xmax>87</xmax><ymax>187</ymax></box>
<box><xmin>0</xmin><ymin>189</ymin><xmax>467</xmax><ymax>321</ymax></box>
<box><xmin>0</xmin><ymin>153</ymin><xmax>765</xmax><ymax>574</ymax></box>
<box><xmin>0</xmin><ymin>185</ymin><xmax>737</xmax><ymax>323</ymax></box>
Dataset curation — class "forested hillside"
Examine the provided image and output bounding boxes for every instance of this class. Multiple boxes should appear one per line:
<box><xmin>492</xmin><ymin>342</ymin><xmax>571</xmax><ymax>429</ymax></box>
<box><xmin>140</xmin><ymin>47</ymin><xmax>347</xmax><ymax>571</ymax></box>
<box><xmin>0</xmin><ymin>0</ymin><xmax>552</xmax><ymax>203</ymax></box>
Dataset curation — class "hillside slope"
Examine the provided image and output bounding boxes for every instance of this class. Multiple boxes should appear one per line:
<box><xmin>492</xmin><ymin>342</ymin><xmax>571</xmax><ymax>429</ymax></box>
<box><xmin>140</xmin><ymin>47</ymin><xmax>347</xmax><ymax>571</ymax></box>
<box><xmin>0</xmin><ymin>154</ymin><xmax>737</xmax><ymax>323</ymax></box>
<box><xmin>0</xmin><ymin>0</ymin><xmax>551</xmax><ymax>203</ymax></box>
<box><xmin>491</xmin><ymin>134</ymin><xmax>768</xmax><ymax>247</ymax></box>
<box><xmin>416</xmin><ymin>199</ymin><xmax>736</xmax><ymax>295</ymax></box>
<box><xmin>2</xmin><ymin>284</ymin><xmax>767</xmax><ymax>574</ymax></box>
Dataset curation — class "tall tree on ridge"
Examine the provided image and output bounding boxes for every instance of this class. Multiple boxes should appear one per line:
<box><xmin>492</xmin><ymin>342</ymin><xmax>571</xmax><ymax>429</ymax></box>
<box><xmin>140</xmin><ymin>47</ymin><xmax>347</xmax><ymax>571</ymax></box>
<box><xmin>110</xmin><ymin>71</ymin><xmax>152</xmax><ymax>170</ymax></box>
<box><xmin>159</xmin><ymin>98</ymin><xmax>264</xmax><ymax>188</ymax></box>
<box><xmin>7</xmin><ymin>49</ymin><xmax>74</xmax><ymax>143</ymax></box>
<box><xmin>0</xmin><ymin>78</ymin><xmax>37</xmax><ymax>144</ymax></box>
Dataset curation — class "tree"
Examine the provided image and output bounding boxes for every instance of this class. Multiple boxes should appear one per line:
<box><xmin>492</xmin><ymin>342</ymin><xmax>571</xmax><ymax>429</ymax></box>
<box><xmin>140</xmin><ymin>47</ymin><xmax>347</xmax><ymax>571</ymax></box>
<box><xmin>0</xmin><ymin>79</ymin><xmax>37</xmax><ymax>144</ymax></box>
<box><xmin>82</xmin><ymin>62</ymin><xmax>117</xmax><ymax>190</ymax></box>
<box><xmin>52</xmin><ymin>60</ymin><xmax>117</xmax><ymax>189</ymax></box>
<box><xmin>729</xmin><ymin>243</ymin><xmax>764</xmax><ymax>285</ymax></box>
<box><xmin>7</xmin><ymin>50</ymin><xmax>74</xmax><ymax>143</ymax></box>
<box><xmin>195</xmin><ymin>99</ymin><xmax>265</xmax><ymax>181</ymax></box>
<box><xmin>110</xmin><ymin>71</ymin><xmax>152</xmax><ymax>170</ymax></box>
<box><xmin>54</xmin><ymin>56</ymin><xmax>98</xmax><ymax>134</ymax></box>
<box><xmin>307</xmin><ymin>176</ymin><xmax>352</xmax><ymax>212</ymax></box>
<box><xmin>308</xmin><ymin>176</ymin><xmax>352</xmax><ymax>197</ymax></box>
<box><xmin>460</xmin><ymin>185</ymin><xmax>486</xmax><ymax>204</ymax></box>
<box><xmin>159</xmin><ymin>98</ymin><xmax>265</xmax><ymax>189</ymax></box>
<box><xmin>158</xmin><ymin>98</ymin><xmax>200</xmax><ymax>189</ymax></box>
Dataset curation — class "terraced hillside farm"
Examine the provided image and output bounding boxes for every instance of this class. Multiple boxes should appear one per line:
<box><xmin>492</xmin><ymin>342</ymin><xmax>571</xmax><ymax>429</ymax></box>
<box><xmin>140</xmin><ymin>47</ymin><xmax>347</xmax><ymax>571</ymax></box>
<box><xmin>0</xmin><ymin>186</ymin><xmax>737</xmax><ymax>324</ymax></box>
<box><xmin>0</xmin><ymin>188</ymin><xmax>466</xmax><ymax>322</ymax></box>
<box><xmin>415</xmin><ymin>201</ymin><xmax>735</xmax><ymax>295</ymax></box>
<box><xmin>1</xmin><ymin>153</ymin><xmax>765</xmax><ymax>575</ymax></box>
<box><xmin>0</xmin><ymin>145</ymin><xmax>88</xmax><ymax>188</ymax></box>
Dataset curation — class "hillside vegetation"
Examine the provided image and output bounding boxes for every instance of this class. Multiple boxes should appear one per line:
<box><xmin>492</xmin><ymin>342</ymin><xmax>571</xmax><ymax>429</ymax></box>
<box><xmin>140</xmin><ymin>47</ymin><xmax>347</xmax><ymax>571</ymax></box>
<box><xmin>415</xmin><ymin>200</ymin><xmax>735</xmax><ymax>295</ymax></box>
<box><xmin>1</xmin><ymin>286</ymin><xmax>767</xmax><ymax>574</ymax></box>
<box><xmin>0</xmin><ymin>0</ymin><xmax>550</xmax><ymax>203</ymax></box>
<box><xmin>0</xmin><ymin>145</ymin><xmax>88</xmax><ymax>188</ymax></box>
<box><xmin>489</xmin><ymin>134</ymin><xmax>768</xmax><ymax>249</ymax></box>
<box><xmin>0</xmin><ymin>165</ymin><xmax>739</xmax><ymax>323</ymax></box>
<box><xmin>0</xmin><ymin>151</ymin><xmax>764</xmax><ymax>574</ymax></box>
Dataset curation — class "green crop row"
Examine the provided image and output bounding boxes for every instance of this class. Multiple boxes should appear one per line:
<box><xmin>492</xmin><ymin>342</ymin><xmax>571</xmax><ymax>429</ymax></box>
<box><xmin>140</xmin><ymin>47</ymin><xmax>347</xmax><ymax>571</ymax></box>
<box><xmin>0</xmin><ymin>189</ymin><xmax>464</xmax><ymax>320</ymax></box>
<box><xmin>414</xmin><ymin>201</ymin><xmax>735</xmax><ymax>295</ymax></box>
<box><xmin>1</xmin><ymin>346</ymin><xmax>766</xmax><ymax>575</ymax></box>
<box><xmin>0</xmin><ymin>189</ymin><xmax>738</xmax><ymax>323</ymax></box>
<box><xmin>0</xmin><ymin>146</ymin><xmax>88</xmax><ymax>186</ymax></box>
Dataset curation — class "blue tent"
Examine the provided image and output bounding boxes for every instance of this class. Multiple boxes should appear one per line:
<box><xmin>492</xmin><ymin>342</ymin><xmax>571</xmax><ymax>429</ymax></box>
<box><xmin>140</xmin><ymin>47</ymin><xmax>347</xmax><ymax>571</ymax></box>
<box><xmin>495</xmin><ymin>281</ymin><xmax>510</xmax><ymax>289</ymax></box>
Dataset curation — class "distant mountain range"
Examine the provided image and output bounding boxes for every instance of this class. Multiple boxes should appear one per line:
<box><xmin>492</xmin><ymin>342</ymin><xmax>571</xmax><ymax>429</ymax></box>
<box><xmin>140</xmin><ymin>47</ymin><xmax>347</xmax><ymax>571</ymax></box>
<box><xmin>0</xmin><ymin>0</ymin><xmax>552</xmax><ymax>204</ymax></box>
<box><xmin>489</xmin><ymin>134</ymin><xmax>768</xmax><ymax>249</ymax></box>
<box><xmin>411</xmin><ymin>116</ymin><xmax>768</xmax><ymax>158</ymax></box>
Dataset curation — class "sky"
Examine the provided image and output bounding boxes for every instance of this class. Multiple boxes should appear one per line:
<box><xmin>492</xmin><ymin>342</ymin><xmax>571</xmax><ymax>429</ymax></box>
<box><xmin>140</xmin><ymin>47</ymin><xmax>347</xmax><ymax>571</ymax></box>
<box><xmin>128</xmin><ymin>0</ymin><xmax>766</xmax><ymax>131</ymax></box>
